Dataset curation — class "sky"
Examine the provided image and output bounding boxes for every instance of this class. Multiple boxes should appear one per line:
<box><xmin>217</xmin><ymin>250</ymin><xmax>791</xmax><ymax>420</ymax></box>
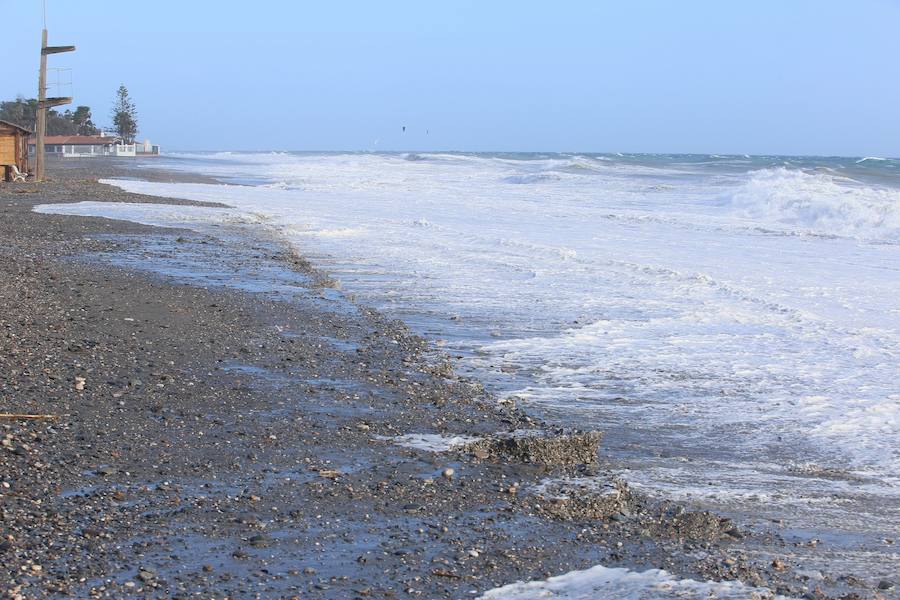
<box><xmin>1</xmin><ymin>0</ymin><xmax>899</xmax><ymax>156</ymax></box>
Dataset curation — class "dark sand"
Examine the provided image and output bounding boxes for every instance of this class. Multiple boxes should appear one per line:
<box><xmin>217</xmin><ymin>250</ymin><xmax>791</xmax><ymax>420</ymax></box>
<box><xmin>0</xmin><ymin>160</ymin><xmax>892</xmax><ymax>599</ymax></box>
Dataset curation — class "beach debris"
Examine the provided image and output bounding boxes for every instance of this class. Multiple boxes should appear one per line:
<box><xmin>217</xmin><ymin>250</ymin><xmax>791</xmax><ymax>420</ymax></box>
<box><xmin>431</xmin><ymin>568</ymin><xmax>461</xmax><ymax>579</ymax></box>
<box><xmin>74</xmin><ymin>376</ymin><xmax>86</xmax><ymax>390</ymax></box>
<box><xmin>463</xmin><ymin>428</ymin><xmax>602</xmax><ymax>466</ymax></box>
<box><xmin>0</xmin><ymin>413</ymin><xmax>58</xmax><ymax>420</ymax></box>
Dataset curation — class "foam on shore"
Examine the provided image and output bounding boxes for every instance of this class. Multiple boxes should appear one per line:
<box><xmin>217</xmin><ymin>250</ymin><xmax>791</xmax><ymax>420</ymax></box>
<box><xmin>477</xmin><ymin>563</ymin><xmax>792</xmax><ymax>599</ymax></box>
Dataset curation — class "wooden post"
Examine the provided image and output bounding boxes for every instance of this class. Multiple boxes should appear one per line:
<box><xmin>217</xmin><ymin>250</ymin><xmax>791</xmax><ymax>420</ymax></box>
<box><xmin>34</xmin><ymin>29</ymin><xmax>75</xmax><ymax>182</ymax></box>
<box><xmin>35</xmin><ymin>29</ymin><xmax>47</xmax><ymax>182</ymax></box>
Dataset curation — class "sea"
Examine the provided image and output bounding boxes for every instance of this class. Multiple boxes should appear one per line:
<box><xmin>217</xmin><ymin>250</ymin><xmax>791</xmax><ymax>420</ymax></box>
<box><xmin>38</xmin><ymin>151</ymin><xmax>900</xmax><ymax>598</ymax></box>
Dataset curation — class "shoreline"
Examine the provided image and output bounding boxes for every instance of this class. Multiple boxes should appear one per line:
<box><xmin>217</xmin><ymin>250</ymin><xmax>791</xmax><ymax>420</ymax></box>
<box><xmin>0</xmin><ymin>159</ymin><xmax>891</xmax><ymax>598</ymax></box>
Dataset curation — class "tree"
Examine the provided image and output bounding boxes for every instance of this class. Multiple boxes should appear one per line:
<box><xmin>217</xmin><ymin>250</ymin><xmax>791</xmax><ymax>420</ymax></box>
<box><xmin>111</xmin><ymin>84</ymin><xmax>138</xmax><ymax>143</ymax></box>
<box><xmin>1</xmin><ymin>97</ymin><xmax>99</xmax><ymax>135</ymax></box>
<box><xmin>0</xmin><ymin>97</ymin><xmax>37</xmax><ymax>130</ymax></box>
<box><xmin>47</xmin><ymin>110</ymin><xmax>77</xmax><ymax>135</ymax></box>
<box><xmin>70</xmin><ymin>105</ymin><xmax>98</xmax><ymax>136</ymax></box>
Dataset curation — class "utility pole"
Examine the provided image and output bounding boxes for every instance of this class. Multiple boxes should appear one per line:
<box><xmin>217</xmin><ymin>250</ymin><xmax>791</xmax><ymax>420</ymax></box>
<box><xmin>35</xmin><ymin>28</ymin><xmax>74</xmax><ymax>182</ymax></box>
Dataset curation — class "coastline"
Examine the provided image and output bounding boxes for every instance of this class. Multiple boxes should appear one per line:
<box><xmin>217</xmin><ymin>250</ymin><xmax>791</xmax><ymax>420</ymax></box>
<box><xmin>0</xmin><ymin>160</ymin><xmax>891</xmax><ymax>598</ymax></box>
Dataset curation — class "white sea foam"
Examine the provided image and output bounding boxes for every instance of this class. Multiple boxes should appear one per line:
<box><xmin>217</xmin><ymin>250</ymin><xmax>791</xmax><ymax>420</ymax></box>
<box><xmin>35</xmin><ymin>151</ymin><xmax>900</xmax><ymax>579</ymax></box>
<box><xmin>33</xmin><ymin>200</ymin><xmax>247</xmax><ymax>225</ymax></box>
<box><xmin>477</xmin><ymin>564</ymin><xmax>792</xmax><ymax>600</ymax></box>
<box><xmin>376</xmin><ymin>433</ymin><xmax>480</xmax><ymax>452</ymax></box>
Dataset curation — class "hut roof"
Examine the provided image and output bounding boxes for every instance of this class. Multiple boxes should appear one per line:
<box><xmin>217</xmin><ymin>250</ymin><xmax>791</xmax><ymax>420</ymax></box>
<box><xmin>0</xmin><ymin>120</ymin><xmax>32</xmax><ymax>134</ymax></box>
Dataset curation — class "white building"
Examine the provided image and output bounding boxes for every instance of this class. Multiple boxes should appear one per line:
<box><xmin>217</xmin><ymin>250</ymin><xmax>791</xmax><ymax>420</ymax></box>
<box><xmin>135</xmin><ymin>139</ymin><xmax>161</xmax><ymax>155</ymax></box>
<box><xmin>29</xmin><ymin>134</ymin><xmax>159</xmax><ymax>158</ymax></box>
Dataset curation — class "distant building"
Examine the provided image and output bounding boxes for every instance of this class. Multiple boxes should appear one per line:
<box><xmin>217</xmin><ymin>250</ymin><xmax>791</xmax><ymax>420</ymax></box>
<box><xmin>27</xmin><ymin>134</ymin><xmax>160</xmax><ymax>158</ymax></box>
<box><xmin>135</xmin><ymin>139</ymin><xmax>161</xmax><ymax>156</ymax></box>
<box><xmin>28</xmin><ymin>134</ymin><xmax>129</xmax><ymax>158</ymax></box>
<box><xmin>0</xmin><ymin>120</ymin><xmax>31</xmax><ymax>181</ymax></box>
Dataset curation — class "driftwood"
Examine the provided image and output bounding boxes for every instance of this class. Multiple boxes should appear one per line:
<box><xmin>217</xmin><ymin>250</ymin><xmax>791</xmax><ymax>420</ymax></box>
<box><xmin>0</xmin><ymin>413</ymin><xmax>58</xmax><ymax>420</ymax></box>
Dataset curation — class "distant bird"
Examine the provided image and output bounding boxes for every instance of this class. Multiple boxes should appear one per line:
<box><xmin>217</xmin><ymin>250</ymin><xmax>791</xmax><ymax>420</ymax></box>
<box><xmin>402</xmin><ymin>126</ymin><xmax>406</xmax><ymax>133</ymax></box>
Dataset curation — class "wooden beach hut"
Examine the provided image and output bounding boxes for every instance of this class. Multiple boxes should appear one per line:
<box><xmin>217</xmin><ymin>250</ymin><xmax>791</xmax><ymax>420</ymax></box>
<box><xmin>0</xmin><ymin>120</ymin><xmax>32</xmax><ymax>182</ymax></box>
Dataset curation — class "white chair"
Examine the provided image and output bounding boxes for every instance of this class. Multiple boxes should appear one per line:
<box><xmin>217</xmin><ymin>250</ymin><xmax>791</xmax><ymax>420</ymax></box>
<box><xmin>10</xmin><ymin>165</ymin><xmax>27</xmax><ymax>182</ymax></box>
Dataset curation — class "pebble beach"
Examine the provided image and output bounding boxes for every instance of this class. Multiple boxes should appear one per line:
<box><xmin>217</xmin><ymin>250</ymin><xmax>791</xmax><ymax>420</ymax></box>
<box><xmin>0</xmin><ymin>159</ymin><xmax>895</xmax><ymax>599</ymax></box>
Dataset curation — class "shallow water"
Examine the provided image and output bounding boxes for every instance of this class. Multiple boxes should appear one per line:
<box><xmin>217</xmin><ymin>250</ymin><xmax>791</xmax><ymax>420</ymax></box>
<box><xmin>36</xmin><ymin>151</ymin><xmax>900</xmax><ymax>591</ymax></box>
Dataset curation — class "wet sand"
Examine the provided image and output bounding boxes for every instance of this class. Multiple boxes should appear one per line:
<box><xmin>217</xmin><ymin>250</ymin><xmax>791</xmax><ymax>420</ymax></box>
<box><xmin>0</xmin><ymin>159</ymin><xmax>893</xmax><ymax>598</ymax></box>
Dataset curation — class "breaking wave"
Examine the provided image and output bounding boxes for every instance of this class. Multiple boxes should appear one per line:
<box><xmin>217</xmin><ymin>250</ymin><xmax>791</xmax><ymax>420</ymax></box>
<box><xmin>723</xmin><ymin>168</ymin><xmax>900</xmax><ymax>241</ymax></box>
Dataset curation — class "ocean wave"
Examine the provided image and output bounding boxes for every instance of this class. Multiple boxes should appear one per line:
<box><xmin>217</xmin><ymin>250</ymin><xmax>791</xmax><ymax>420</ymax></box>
<box><xmin>503</xmin><ymin>173</ymin><xmax>563</xmax><ymax>184</ymax></box>
<box><xmin>556</xmin><ymin>156</ymin><xmax>608</xmax><ymax>173</ymax></box>
<box><xmin>722</xmin><ymin>167</ymin><xmax>900</xmax><ymax>241</ymax></box>
<box><xmin>165</xmin><ymin>151</ymin><xmax>298</xmax><ymax>164</ymax></box>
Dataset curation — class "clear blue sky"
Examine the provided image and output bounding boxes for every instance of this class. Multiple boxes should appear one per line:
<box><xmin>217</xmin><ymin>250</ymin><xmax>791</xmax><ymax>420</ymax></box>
<box><xmin>2</xmin><ymin>0</ymin><xmax>898</xmax><ymax>155</ymax></box>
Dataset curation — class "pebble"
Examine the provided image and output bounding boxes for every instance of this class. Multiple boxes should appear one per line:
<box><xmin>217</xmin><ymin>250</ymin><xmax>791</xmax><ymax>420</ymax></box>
<box><xmin>442</xmin><ymin>468</ymin><xmax>454</xmax><ymax>479</ymax></box>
